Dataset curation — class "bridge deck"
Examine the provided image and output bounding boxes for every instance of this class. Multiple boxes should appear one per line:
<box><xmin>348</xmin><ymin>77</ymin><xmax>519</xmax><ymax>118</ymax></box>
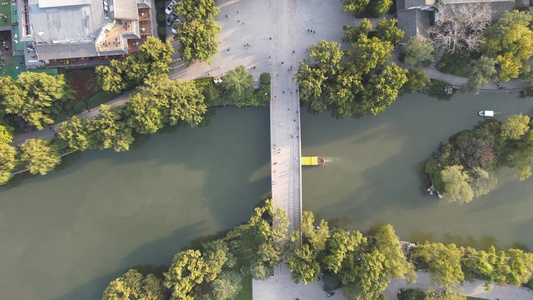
<box><xmin>269</xmin><ymin>0</ymin><xmax>302</xmax><ymax>234</ymax></box>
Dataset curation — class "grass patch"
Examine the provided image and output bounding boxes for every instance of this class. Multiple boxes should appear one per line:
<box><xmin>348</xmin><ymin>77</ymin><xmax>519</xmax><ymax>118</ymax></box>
<box><xmin>84</xmin><ymin>91</ymin><xmax>120</xmax><ymax>108</ymax></box>
<box><xmin>29</xmin><ymin>68</ymin><xmax>58</xmax><ymax>76</ymax></box>
<box><xmin>466</xmin><ymin>297</ymin><xmax>488</xmax><ymax>300</ymax></box>
<box><xmin>436</xmin><ymin>52</ymin><xmax>474</xmax><ymax>78</ymax></box>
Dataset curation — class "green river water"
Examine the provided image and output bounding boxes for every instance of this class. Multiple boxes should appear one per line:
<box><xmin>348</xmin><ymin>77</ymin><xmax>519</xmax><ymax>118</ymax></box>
<box><xmin>0</xmin><ymin>93</ymin><xmax>532</xmax><ymax>299</ymax></box>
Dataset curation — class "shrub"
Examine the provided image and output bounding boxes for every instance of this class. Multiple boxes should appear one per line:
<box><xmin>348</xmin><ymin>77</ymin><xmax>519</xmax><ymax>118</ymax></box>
<box><xmin>158</xmin><ymin>27</ymin><xmax>166</xmax><ymax>38</ymax></box>
<box><xmin>403</xmin><ymin>36</ymin><xmax>435</xmax><ymax>67</ymax></box>
<box><xmin>260</xmin><ymin>72</ymin><xmax>271</xmax><ymax>84</ymax></box>
<box><xmin>72</xmin><ymin>101</ymin><xmax>87</xmax><ymax>114</ymax></box>
<box><xmin>157</xmin><ymin>13</ymin><xmax>166</xmax><ymax>24</ymax></box>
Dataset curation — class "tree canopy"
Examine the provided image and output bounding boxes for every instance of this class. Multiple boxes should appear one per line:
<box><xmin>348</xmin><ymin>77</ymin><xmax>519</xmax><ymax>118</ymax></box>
<box><xmin>0</xmin><ymin>125</ymin><xmax>14</xmax><ymax>144</ymax></box>
<box><xmin>174</xmin><ymin>0</ymin><xmax>220</xmax><ymax>65</ymax></box>
<box><xmin>403</xmin><ymin>36</ymin><xmax>435</xmax><ymax>67</ymax></box>
<box><xmin>296</xmin><ymin>20</ymin><xmax>407</xmax><ymax>118</ymax></box>
<box><xmin>220</xmin><ymin>66</ymin><xmax>256</xmax><ymax>107</ymax></box>
<box><xmin>103</xmin><ymin>269</ymin><xmax>167</xmax><ymax>300</ymax></box>
<box><xmin>342</xmin><ymin>0</ymin><xmax>391</xmax><ymax>18</ymax></box>
<box><xmin>0</xmin><ymin>73</ymin><xmax>74</xmax><ymax>129</ymax></box>
<box><xmin>425</xmin><ymin>117</ymin><xmax>533</xmax><ymax>203</ymax></box>
<box><xmin>19</xmin><ymin>138</ymin><xmax>61</xmax><ymax>175</ymax></box>
<box><xmin>126</xmin><ymin>74</ymin><xmax>207</xmax><ymax>134</ymax></box>
<box><xmin>411</xmin><ymin>242</ymin><xmax>464</xmax><ymax>287</ymax></box>
<box><xmin>58</xmin><ymin>105</ymin><xmax>134</xmax><ymax>152</ymax></box>
<box><xmin>0</xmin><ymin>144</ymin><xmax>17</xmax><ymax>185</ymax></box>
<box><xmin>482</xmin><ymin>10</ymin><xmax>533</xmax><ymax>81</ymax></box>
<box><xmin>96</xmin><ymin>37</ymin><xmax>173</xmax><ymax>93</ymax></box>
<box><xmin>441</xmin><ymin>165</ymin><xmax>474</xmax><ymax>204</ymax></box>
<box><xmin>501</xmin><ymin>114</ymin><xmax>530</xmax><ymax>140</ymax></box>
<box><xmin>211</xmin><ymin>271</ymin><xmax>242</xmax><ymax>300</ymax></box>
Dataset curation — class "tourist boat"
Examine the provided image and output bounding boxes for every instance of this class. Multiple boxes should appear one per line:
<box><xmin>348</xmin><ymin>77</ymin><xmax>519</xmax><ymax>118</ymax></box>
<box><xmin>301</xmin><ymin>156</ymin><xmax>325</xmax><ymax>166</ymax></box>
<box><xmin>478</xmin><ymin>110</ymin><xmax>494</xmax><ymax>117</ymax></box>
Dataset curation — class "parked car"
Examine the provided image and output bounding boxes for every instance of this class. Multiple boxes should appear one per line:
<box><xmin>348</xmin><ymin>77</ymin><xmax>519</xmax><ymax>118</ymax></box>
<box><xmin>166</xmin><ymin>12</ymin><xmax>177</xmax><ymax>26</ymax></box>
<box><xmin>171</xmin><ymin>19</ymin><xmax>180</xmax><ymax>34</ymax></box>
<box><xmin>165</xmin><ymin>0</ymin><xmax>177</xmax><ymax>15</ymax></box>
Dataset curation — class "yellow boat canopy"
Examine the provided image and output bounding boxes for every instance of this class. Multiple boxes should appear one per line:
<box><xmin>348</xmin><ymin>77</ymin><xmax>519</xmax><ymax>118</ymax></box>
<box><xmin>301</xmin><ymin>156</ymin><xmax>319</xmax><ymax>166</ymax></box>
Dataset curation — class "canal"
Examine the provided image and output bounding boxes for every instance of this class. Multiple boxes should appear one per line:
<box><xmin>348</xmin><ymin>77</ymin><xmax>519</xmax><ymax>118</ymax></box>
<box><xmin>0</xmin><ymin>93</ymin><xmax>532</xmax><ymax>299</ymax></box>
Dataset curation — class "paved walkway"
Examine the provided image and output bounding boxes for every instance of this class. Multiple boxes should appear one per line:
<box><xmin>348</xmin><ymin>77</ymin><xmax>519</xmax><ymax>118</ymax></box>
<box><xmin>384</xmin><ymin>271</ymin><xmax>533</xmax><ymax>300</ymax></box>
<box><xmin>269</xmin><ymin>0</ymin><xmax>301</xmax><ymax>234</ymax></box>
<box><xmin>252</xmin><ymin>262</ymin><xmax>344</xmax><ymax>300</ymax></box>
<box><xmin>391</xmin><ymin>50</ymin><xmax>531</xmax><ymax>91</ymax></box>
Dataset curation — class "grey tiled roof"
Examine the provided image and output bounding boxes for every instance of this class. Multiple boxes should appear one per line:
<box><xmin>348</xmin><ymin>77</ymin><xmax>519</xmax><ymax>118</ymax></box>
<box><xmin>397</xmin><ymin>9</ymin><xmax>418</xmax><ymax>43</ymax></box>
<box><xmin>34</xmin><ymin>43</ymin><xmax>98</xmax><ymax>60</ymax></box>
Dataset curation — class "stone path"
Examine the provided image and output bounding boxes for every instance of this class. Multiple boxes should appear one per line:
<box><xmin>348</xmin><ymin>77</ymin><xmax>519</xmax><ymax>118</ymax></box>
<box><xmin>383</xmin><ymin>271</ymin><xmax>533</xmax><ymax>300</ymax></box>
<box><xmin>252</xmin><ymin>262</ymin><xmax>344</xmax><ymax>300</ymax></box>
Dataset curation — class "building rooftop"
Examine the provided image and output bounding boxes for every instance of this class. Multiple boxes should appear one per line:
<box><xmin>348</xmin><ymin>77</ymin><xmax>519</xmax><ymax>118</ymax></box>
<box><xmin>27</xmin><ymin>0</ymin><xmax>106</xmax><ymax>43</ymax></box>
<box><xmin>112</xmin><ymin>0</ymin><xmax>139</xmax><ymax>20</ymax></box>
<box><xmin>34</xmin><ymin>42</ymin><xmax>98</xmax><ymax>60</ymax></box>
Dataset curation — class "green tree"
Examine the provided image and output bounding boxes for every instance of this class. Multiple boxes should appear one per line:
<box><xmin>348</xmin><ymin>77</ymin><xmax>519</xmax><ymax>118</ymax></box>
<box><xmin>403</xmin><ymin>36</ymin><xmax>435</xmax><ymax>67</ymax></box>
<box><xmin>402</xmin><ymin>69</ymin><xmax>431</xmax><ymax>94</ymax></box>
<box><xmin>359</xmin><ymin>63</ymin><xmax>408</xmax><ymax>115</ymax></box>
<box><xmin>164</xmin><ymin>250</ymin><xmax>216</xmax><ymax>300</ymax></box>
<box><xmin>175</xmin><ymin>0</ymin><xmax>220</xmax><ymax>20</ymax></box>
<box><xmin>440</xmin><ymin>165</ymin><xmax>474</xmax><ymax>204</ymax></box>
<box><xmin>175</xmin><ymin>18</ymin><xmax>221</xmax><ymax>65</ymax></box>
<box><xmin>0</xmin><ymin>73</ymin><xmax>74</xmax><ymax>129</ymax></box>
<box><xmin>211</xmin><ymin>271</ymin><xmax>242</xmax><ymax>300</ymax></box>
<box><xmin>516</xmin><ymin>165</ymin><xmax>532</xmax><ymax>181</ymax></box>
<box><xmin>346</xmin><ymin>35</ymin><xmax>393</xmax><ymax>74</ymax></box>
<box><xmin>424</xmin><ymin>288</ymin><xmax>466</xmax><ymax>300</ymax></box>
<box><xmin>342</xmin><ymin>0</ymin><xmax>369</xmax><ymax>17</ymax></box>
<box><xmin>411</xmin><ymin>242</ymin><xmax>464</xmax><ymax>287</ymax></box>
<box><xmin>57</xmin><ymin>117</ymin><xmax>91</xmax><ymax>151</ymax></box>
<box><xmin>342</xmin><ymin>225</ymin><xmax>415</xmax><ymax>300</ymax></box>
<box><xmin>220</xmin><ymin>66</ymin><xmax>255</xmax><ymax>107</ymax></box>
<box><xmin>295</xmin><ymin>64</ymin><xmax>329</xmax><ymax>112</ymax></box>
<box><xmin>203</xmin><ymin>239</ymin><xmax>232</xmax><ymax>276</ymax></box>
<box><xmin>20</xmin><ymin>138</ymin><xmax>61</xmax><ymax>175</ymax></box>
<box><xmin>97</xmin><ymin>37</ymin><xmax>173</xmax><ymax>93</ymax></box>
<box><xmin>483</xmin><ymin>11</ymin><xmax>533</xmax><ymax>81</ymax></box>
<box><xmin>285</xmin><ymin>211</ymin><xmax>330</xmax><ymax>284</ymax></box>
<box><xmin>501</xmin><ymin>114</ymin><xmax>530</xmax><ymax>140</ymax></box>
<box><xmin>96</xmin><ymin>60</ymin><xmax>129</xmax><ymax>93</ymax></box>
<box><xmin>103</xmin><ymin>269</ymin><xmax>167</xmax><ymax>300</ymax></box>
<box><xmin>321</xmin><ymin>229</ymin><xmax>365</xmax><ymax>274</ymax></box>
<box><xmin>250</xmin><ymin>259</ymin><xmax>274</xmax><ymax>280</ymax></box>
<box><xmin>467</xmin><ymin>56</ymin><xmax>498</xmax><ymax>90</ymax></box>
<box><xmin>505</xmin><ymin>248</ymin><xmax>533</xmax><ymax>286</ymax></box>
<box><xmin>0</xmin><ymin>144</ymin><xmax>17</xmax><ymax>185</ymax></box>
<box><xmin>0</xmin><ymin>124</ymin><xmax>13</xmax><ymax>144</ymax></box>
<box><xmin>470</xmin><ymin>167</ymin><xmax>498</xmax><ymax>197</ymax></box>
<box><xmin>342</xmin><ymin>19</ymin><xmax>373</xmax><ymax>43</ymax></box>
<box><xmin>87</xmin><ymin>105</ymin><xmax>134</xmax><ymax>152</ymax></box>
<box><xmin>126</xmin><ymin>75</ymin><xmax>206</xmax><ymax>134</ymax></box>
<box><xmin>375</xmin><ymin>18</ymin><xmax>404</xmax><ymax>45</ymax></box>
<box><xmin>368</xmin><ymin>0</ymin><xmax>392</xmax><ymax>17</ymax></box>
<box><xmin>307</xmin><ymin>41</ymin><xmax>344</xmax><ymax>77</ymax></box>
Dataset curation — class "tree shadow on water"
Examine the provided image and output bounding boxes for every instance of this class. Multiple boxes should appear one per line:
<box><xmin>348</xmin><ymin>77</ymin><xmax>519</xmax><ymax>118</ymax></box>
<box><xmin>52</xmin><ymin>221</ymin><xmax>207</xmax><ymax>300</ymax></box>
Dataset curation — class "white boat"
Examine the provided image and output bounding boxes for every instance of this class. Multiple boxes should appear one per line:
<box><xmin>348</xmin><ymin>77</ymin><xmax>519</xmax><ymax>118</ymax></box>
<box><xmin>478</xmin><ymin>110</ymin><xmax>494</xmax><ymax>117</ymax></box>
